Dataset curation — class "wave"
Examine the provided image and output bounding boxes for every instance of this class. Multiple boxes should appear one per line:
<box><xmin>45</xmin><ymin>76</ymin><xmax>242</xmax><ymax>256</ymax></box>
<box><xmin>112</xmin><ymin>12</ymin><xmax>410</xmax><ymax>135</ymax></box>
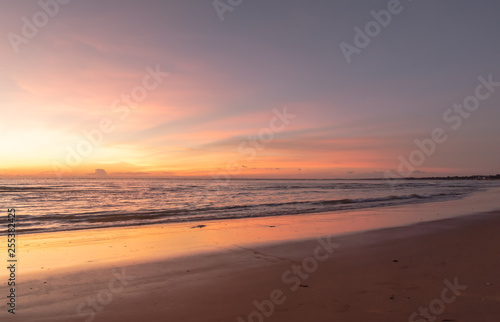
<box><xmin>0</xmin><ymin>186</ymin><xmax>52</xmax><ymax>192</ymax></box>
<box><xmin>10</xmin><ymin>191</ymin><xmax>467</xmax><ymax>235</ymax></box>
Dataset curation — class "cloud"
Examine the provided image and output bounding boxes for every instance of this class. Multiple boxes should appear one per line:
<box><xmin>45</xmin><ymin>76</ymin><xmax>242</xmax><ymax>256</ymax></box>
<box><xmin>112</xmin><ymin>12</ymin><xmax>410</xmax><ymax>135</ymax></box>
<box><xmin>88</xmin><ymin>169</ymin><xmax>107</xmax><ymax>176</ymax></box>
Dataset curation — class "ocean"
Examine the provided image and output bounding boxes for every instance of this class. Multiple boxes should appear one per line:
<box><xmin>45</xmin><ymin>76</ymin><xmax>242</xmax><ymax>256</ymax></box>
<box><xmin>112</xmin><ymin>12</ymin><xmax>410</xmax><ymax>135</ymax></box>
<box><xmin>1</xmin><ymin>178</ymin><xmax>498</xmax><ymax>234</ymax></box>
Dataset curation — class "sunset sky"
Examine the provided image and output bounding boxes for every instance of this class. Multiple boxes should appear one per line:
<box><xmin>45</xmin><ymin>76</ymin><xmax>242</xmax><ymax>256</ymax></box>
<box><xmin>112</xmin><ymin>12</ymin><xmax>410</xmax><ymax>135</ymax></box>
<box><xmin>1</xmin><ymin>0</ymin><xmax>499</xmax><ymax>178</ymax></box>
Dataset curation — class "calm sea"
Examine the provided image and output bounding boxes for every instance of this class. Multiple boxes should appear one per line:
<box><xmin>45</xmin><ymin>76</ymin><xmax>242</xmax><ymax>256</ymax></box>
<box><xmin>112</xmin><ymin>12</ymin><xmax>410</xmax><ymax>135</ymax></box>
<box><xmin>1</xmin><ymin>178</ymin><xmax>498</xmax><ymax>234</ymax></box>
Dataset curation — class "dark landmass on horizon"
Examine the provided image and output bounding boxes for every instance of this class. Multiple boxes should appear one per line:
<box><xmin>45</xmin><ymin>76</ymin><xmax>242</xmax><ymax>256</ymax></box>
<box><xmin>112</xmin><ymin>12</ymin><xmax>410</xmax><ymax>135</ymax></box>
<box><xmin>383</xmin><ymin>174</ymin><xmax>500</xmax><ymax>181</ymax></box>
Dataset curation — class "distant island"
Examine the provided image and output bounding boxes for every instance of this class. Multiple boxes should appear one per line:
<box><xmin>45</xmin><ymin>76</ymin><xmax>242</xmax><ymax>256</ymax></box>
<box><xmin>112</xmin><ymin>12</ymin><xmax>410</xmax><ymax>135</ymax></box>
<box><xmin>395</xmin><ymin>174</ymin><xmax>500</xmax><ymax>180</ymax></box>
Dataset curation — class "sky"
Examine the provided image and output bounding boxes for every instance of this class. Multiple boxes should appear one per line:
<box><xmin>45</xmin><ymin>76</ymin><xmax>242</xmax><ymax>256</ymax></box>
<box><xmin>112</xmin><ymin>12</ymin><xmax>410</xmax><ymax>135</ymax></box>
<box><xmin>1</xmin><ymin>0</ymin><xmax>499</xmax><ymax>178</ymax></box>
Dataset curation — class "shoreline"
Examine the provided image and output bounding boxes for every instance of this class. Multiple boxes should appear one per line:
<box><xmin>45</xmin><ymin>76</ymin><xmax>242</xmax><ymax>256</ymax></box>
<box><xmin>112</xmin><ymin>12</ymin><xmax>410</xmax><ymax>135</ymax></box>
<box><xmin>6</xmin><ymin>180</ymin><xmax>499</xmax><ymax>237</ymax></box>
<box><xmin>4</xmin><ymin>187</ymin><xmax>500</xmax><ymax>277</ymax></box>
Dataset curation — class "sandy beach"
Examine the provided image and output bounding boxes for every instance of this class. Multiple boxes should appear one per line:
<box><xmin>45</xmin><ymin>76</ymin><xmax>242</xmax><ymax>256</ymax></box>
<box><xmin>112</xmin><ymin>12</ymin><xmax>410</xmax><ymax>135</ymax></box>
<box><xmin>2</xmin><ymin>189</ymin><xmax>500</xmax><ymax>322</ymax></box>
